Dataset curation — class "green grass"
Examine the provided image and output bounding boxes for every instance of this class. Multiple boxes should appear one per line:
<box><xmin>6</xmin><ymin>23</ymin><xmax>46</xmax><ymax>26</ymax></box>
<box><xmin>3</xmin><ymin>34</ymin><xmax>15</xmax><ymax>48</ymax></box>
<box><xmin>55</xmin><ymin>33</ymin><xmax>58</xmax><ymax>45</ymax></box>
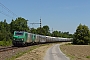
<box><xmin>67</xmin><ymin>54</ymin><xmax>75</xmax><ymax>60</ymax></box>
<box><xmin>0</xmin><ymin>41</ymin><xmax>12</xmax><ymax>46</ymax></box>
<box><xmin>86</xmin><ymin>56</ymin><xmax>90</xmax><ymax>58</ymax></box>
<box><xmin>0</xmin><ymin>41</ymin><xmax>4</xmax><ymax>46</ymax></box>
<box><xmin>64</xmin><ymin>43</ymin><xmax>72</xmax><ymax>45</ymax></box>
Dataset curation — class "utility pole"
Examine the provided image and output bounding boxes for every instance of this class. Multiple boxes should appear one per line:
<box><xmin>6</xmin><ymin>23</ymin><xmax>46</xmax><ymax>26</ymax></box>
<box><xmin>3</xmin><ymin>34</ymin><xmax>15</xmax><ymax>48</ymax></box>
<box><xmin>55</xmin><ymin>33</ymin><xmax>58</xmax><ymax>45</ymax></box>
<box><xmin>30</xmin><ymin>18</ymin><xmax>42</xmax><ymax>34</ymax></box>
<box><xmin>40</xmin><ymin>18</ymin><xmax>41</xmax><ymax>30</ymax></box>
<box><xmin>52</xmin><ymin>28</ymin><xmax>53</xmax><ymax>33</ymax></box>
<box><xmin>30</xmin><ymin>18</ymin><xmax>41</xmax><ymax>28</ymax></box>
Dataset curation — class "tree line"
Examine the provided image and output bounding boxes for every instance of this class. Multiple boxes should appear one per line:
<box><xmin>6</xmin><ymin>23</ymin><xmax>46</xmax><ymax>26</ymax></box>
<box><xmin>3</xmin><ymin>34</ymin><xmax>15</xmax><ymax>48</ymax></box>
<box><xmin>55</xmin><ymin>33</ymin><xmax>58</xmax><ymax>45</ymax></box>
<box><xmin>0</xmin><ymin>17</ymin><xmax>73</xmax><ymax>46</ymax></box>
<box><xmin>1</xmin><ymin>17</ymin><xmax>90</xmax><ymax>46</ymax></box>
<box><xmin>30</xmin><ymin>26</ymin><xmax>73</xmax><ymax>38</ymax></box>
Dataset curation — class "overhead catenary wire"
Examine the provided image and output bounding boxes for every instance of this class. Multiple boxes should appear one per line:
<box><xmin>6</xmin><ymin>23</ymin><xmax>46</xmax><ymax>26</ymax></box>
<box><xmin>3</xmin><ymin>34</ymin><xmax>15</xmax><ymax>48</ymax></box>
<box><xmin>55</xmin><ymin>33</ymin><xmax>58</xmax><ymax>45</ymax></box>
<box><xmin>0</xmin><ymin>11</ymin><xmax>13</xmax><ymax>18</ymax></box>
<box><xmin>0</xmin><ymin>2</ymin><xmax>18</xmax><ymax>19</ymax></box>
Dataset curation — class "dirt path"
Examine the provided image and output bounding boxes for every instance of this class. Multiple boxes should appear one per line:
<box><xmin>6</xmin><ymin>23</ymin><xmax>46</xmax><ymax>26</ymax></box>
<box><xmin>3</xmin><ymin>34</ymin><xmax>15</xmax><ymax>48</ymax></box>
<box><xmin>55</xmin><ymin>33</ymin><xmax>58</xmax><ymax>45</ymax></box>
<box><xmin>15</xmin><ymin>44</ymin><xmax>53</xmax><ymax>60</ymax></box>
<box><xmin>43</xmin><ymin>44</ymin><xmax>70</xmax><ymax>60</ymax></box>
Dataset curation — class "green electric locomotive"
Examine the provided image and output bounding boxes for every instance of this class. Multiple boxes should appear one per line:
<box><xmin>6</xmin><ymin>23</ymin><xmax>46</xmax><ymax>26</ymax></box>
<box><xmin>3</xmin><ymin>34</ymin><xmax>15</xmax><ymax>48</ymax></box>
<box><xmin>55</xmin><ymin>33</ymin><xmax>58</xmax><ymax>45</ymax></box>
<box><xmin>12</xmin><ymin>31</ymin><xmax>37</xmax><ymax>46</ymax></box>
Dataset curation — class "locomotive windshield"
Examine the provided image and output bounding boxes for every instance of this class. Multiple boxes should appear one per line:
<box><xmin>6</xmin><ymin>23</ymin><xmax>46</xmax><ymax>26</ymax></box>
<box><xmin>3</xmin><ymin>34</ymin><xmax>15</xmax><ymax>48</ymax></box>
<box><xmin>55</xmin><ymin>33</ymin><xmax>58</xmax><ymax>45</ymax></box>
<box><xmin>15</xmin><ymin>31</ymin><xmax>24</xmax><ymax>36</ymax></box>
<box><xmin>15</xmin><ymin>32</ymin><xmax>23</xmax><ymax>36</ymax></box>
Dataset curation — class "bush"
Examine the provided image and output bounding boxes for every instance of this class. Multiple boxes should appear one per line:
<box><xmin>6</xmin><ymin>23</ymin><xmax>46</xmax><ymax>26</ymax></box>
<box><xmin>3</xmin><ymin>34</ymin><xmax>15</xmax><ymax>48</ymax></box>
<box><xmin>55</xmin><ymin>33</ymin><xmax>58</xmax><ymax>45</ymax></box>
<box><xmin>0</xmin><ymin>40</ymin><xmax>12</xmax><ymax>46</ymax></box>
<box><xmin>73</xmin><ymin>24</ymin><xmax>90</xmax><ymax>45</ymax></box>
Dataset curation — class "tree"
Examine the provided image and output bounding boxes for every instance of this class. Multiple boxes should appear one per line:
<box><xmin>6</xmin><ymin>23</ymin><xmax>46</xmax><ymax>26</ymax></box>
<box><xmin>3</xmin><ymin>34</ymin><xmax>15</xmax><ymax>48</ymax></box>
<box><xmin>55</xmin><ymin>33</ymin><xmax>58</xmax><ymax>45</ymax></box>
<box><xmin>36</xmin><ymin>25</ymin><xmax>51</xmax><ymax>35</ymax></box>
<box><xmin>43</xmin><ymin>25</ymin><xmax>50</xmax><ymax>35</ymax></box>
<box><xmin>52</xmin><ymin>31</ymin><xmax>60</xmax><ymax>37</ymax></box>
<box><xmin>10</xmin><ymin>17</ymin><xmax>29</xmax><ymax>32</ymax></box>
<box><xmin>10</xmin><ymin>19</ymin><xmax>15</xmax><ymax>34</ymax></box>
<box><xmin>0</xmin><ymin>20</ymin><xmax>11</xmax><ymax>41</ymax></box>
<box><xmin>36</xmin><ymin>27</ymin><xmax>44</xmax><ymax>35</ymax></box>
<box><xmin>73</xmin><ymin>24</ymin><xmax>90</xmax><ymax>45</ymax></box>
<box><xmin>30</xmin><ymin>28</ymin><xmax>37</xmax><ymax>34</ymax></box>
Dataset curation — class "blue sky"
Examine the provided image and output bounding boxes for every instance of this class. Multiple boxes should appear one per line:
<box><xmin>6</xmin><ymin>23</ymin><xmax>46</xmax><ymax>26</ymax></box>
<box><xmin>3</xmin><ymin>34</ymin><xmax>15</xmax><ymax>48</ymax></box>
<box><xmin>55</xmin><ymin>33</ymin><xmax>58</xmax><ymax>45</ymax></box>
<box><xmin>0</xmin><ymin>0</ymin><xmax>90</xmax><ymax>34</ymax></box>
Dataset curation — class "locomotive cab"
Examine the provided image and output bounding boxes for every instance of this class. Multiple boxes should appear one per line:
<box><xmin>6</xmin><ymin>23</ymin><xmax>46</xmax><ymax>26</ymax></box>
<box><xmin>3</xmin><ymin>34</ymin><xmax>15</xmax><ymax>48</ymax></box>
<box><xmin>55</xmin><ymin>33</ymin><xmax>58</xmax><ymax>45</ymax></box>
<box><xmin>13</xmin><ymin>31</ymin><xmax>28</xmax><ymax>46</ymax></box>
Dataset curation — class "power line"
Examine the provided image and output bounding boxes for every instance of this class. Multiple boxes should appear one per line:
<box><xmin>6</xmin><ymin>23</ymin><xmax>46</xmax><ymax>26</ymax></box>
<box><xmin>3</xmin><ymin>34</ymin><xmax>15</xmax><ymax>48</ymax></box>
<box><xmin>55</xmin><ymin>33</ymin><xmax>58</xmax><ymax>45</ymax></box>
<box><xmin>0</xmin><ymin>2</ymin><xmax>18</xmax><ymax>17</ymax></box>
<box><xmin>30</xmin><ymin>18</ymin><xmax>41</xmax><ymax>28</ymax></box>
<box><xmin>0</xmin><ymin>2</ymin><xmax>18</xmax><ymax>18</ymax></box>
<box><xmin>0</xmin><ymin>11</ymin><xmax>13</xmax><ymax>18</ymax></box>
<box><xmin>30</xmin><ymin>18</ymin><xmax>42</xmax><ymax>34</ymax></box>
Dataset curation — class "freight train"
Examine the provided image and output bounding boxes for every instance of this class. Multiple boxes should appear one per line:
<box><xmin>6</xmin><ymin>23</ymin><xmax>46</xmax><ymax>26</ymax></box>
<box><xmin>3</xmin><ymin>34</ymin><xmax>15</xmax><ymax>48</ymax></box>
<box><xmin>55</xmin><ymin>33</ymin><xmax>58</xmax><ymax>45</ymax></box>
<box><xmin>12</xmin><ymin>31</ymin><xmax>72</xmax><ymax>46</ymax></box>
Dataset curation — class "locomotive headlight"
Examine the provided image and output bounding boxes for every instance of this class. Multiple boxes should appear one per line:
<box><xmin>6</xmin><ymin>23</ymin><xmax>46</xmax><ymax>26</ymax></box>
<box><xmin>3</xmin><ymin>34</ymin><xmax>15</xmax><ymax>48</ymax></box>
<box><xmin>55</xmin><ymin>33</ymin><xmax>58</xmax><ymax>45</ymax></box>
<box><xmin>22</xmin><ymin>39</ymin><xmax>24</xmax><ymax>41</ymax></box>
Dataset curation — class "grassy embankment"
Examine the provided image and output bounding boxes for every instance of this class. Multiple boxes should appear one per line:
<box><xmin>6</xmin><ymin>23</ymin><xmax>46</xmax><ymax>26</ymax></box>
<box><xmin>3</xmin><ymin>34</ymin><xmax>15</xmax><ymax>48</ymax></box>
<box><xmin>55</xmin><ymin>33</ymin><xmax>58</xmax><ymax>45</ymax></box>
<box><xmin>6</xmin><ymin>44</ymin><xmax>49</xmax><ymax>60</ymax></box>
<box><xmin>0</xmin><ymin>41</ymin><xmax>12</xmax><ymax>46</ymax></box>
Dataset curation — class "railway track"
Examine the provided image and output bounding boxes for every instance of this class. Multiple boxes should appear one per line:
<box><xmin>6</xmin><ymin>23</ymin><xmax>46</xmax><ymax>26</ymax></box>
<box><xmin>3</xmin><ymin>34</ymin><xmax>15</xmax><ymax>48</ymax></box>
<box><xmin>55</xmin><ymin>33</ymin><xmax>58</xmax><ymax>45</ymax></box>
<box><xmin>0</xmin><ymin>46</ymin><xmax>18</xmax><ymax>52</ymax></box>
<box><xmin>0</xmin><ymin>43</ymin><xmax>46</xmax><ymax>52</ymax></box>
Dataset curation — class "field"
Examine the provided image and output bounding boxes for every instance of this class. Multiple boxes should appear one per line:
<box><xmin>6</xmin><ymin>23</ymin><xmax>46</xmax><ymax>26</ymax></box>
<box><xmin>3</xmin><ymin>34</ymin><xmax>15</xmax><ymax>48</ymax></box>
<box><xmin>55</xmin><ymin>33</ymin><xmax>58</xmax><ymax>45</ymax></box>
<box><xmin>60</xmin><ymin>44</ymin><xmax>90</xmax><ymax>60</ymax></box>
